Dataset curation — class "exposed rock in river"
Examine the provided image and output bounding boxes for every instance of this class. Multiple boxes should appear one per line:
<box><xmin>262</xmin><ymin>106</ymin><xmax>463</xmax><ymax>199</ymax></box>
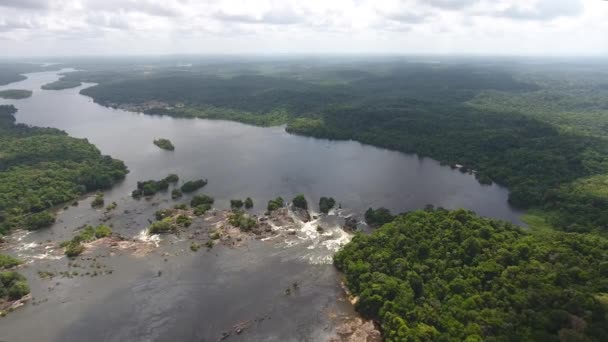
<box><xmin>330</xmin><ymin>317</ymin><xmax>382</xmax><ymax>342</ymax></box>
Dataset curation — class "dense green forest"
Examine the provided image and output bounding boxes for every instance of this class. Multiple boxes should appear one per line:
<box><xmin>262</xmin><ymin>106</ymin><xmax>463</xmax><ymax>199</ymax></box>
<box><xmin>0</xmin><ymin>105</ymin><xmax>128</xmax><ymax>235</ymax></box>
<box><xmin>335</xmin><ymin>209</ymin><xmax>608</xmax><ymax>341</ymax></box>
<box><xmin>75</xmin><ymin>60</ymin><xmax>608</xmax><ymax>233</ymax></box>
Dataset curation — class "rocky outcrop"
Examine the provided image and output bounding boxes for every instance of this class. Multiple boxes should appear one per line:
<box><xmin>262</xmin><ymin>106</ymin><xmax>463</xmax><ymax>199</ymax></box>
<box><xmin>330</xmin><ymin>317</ymin><xmax>382</xmax><ymax>342</ymax></box>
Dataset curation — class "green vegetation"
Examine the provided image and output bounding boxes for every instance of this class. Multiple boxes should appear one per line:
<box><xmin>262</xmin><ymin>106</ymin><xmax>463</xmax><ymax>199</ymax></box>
<box><xmin>0</xmin><ymin>105</ymin><xmax>127</xmax><ymax>235</ymax></box>
<box><xmin>132</xmin><ymin>174</ymin><xmax>179</xmax><ymax>198</ymax></box>
<box><xmin>0</xmin><ymin>271</ymin><xmax>30</xmax><ymax>302</ymax></box>
<box><xmin>190</xmin><ymin>242</ymin><xmax>200</xmax><ymax>252</ymax></box>
<box><xmin>228</xmin><ymin>211</ymin><xmax>257</xmax><ymax>231</ymax></box>
<box><xmin>267</xmin><ymin>197</ymin><xmax>284</xmax><ymax>211</ymax></box>
<box><xmin>335</xmin><ymin>209</ymin><xmax>608</xmax><ymax>341</ymax></box>
<box><xmin>23</xmin><ymin>211</ymin><xmax>55</xmax><ymax>230</ymax></box>
<box><xmin>149</xmin><ymin>217</ymin><xmax>174</xmax><ymax>234</ymax></box>
<box><xmin>0</xmin><ymin>89</ymin><xmax>32</xmax><ymax>100</ymax></box>
<box><xmin>91</xmin><ymin>192</ymin><xmax>104</xmax><ymax>208</ymax></box>
<box><xmin>180</xmin><ymin>179</ymin><xmax>207</xmax><ymax>193</ymax></box>
<box><xmin>41</xmin><ymin>78</ymin><xmax>81</xmax><ymax>90</ymax></box>
<box><xmin>193</xmin><ymin>204</ymin><xmax>211</xmax><ymax>216</ymax></box>
<box><xmin>1</xmin><ymin>254</ymin><xmax>29</xmax><ymax>307</ymax></box>
<box><xmin>60</xmin><ymin>224</ymin><xmax>113</xmax><ymax>257</ymax></box>
<box><xmin>171</xmin><ymin>189</ymin><xmax>182</xmax><ymax>199</ymax></box>
<box><xmin>319</xmin><ymin>197</ymin><xmax>336</xmax><ymax>214</ymax></box>
<box><xmin>64</xmin><ymin>242</ymin><xmax>85</xmax><ymax>257</ymax></box>
<box><xmin>150</xmin><ymin>208</ymin><xmax>194</xmax><ymax>233</ymax></box>
<box><xmin>153</xmin><ymin>138</ymin><xmax>175</xmax><ymax>151</ymax></box>
<box><xmin>292</xmin><ymin>194</ymin><xmax>308</xmax><ymax>210</ymax></box>
<box><xmin>175</xmin><ymin>214</ymin><xmax>192</xmax><ymax>227</ymax></box>
<box><xmin>0</xmin><ymin>254</ymin><xmax>21</xmax><ymax>270</ymax></box>
<box><xmin>105</xmin><ymin>201</ymin><xmax>117</xmax><ymax>212</ymax></box>
<box><xmin>364</xmin><ymin>207</ymin><xmax>394</xmax><ymax>228</ymax></box>
<box><xmin>244</xmin><ymin>197</ymin><xmax>253</xmax><ymax>209</ymax></box>
<box><xmin>94</xmin><ymin>225</ymin><xmax>112</xmax><ymax>238</ymax></box>
<box><xmin>230</xmin><ymin>199</ymin><xmax>244</xmax><ymax>209</ymax></box>
<box><xmin>190</xmin><ymin>194</ymin><xmax>214</xmax><ymax>207</ymax></box>
<box><xmin>155</xmin><ymin>209</ymin><xmax>173</xmax><ymax>220</ymax></box>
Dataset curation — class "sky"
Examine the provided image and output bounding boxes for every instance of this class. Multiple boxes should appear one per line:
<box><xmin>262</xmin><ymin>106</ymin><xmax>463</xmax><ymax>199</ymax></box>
<box><xmin>0</xmin><ymin>0</ymin><xmax>607</xmax><ymax>56</ymax></box>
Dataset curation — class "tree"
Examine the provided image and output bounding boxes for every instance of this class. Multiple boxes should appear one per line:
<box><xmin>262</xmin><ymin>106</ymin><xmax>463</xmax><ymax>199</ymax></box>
<box><xmin>364</xmin><ymin>207</ymin><xmax>394</xmax><ymax>227</ymax></box>
<box><xmin>292</xmin><ymin>194</ymin><xmax>308</xmax><ymax>210</ymax></box>
<box><xmin>230</xmin><ymin>199</ymin><xmax>244</xmax><ymax>209</ymax></box>
<box><xmin>319</xmin><ymin>197</ymin><xmax>336</xmax><ymax>214</ymax></box>
<box><xmin>267</xmin><ymin>197</ymin><xmax>284</xmax><ymax>211</ymax></box>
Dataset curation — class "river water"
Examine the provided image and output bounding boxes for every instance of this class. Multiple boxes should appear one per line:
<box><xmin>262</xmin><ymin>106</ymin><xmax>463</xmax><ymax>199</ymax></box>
<box><xmin>0</xmin><ymin>70</ymin><xmax>523</xmax><ymax>342</ymax></box>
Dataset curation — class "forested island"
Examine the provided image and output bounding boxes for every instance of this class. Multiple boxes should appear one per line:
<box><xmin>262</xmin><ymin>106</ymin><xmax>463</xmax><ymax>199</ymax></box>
<box><xmin>153</xmin><ymin>138</ymin><xmax>175</xmax><ymax>151</ymax></box>
<box><xmin>0</xmin><ymin>104</ymin><xmax>128</xmax><ymax>235</ymax></box>
<box><xmin>41</xmin><ymin>78</ymin><xmax>81</xmax><ymax>90</ymax></box>
<box><xmin>0</xmin><ymin>89</ymin><xmax>32</xmax><ymax>99</ymax></box>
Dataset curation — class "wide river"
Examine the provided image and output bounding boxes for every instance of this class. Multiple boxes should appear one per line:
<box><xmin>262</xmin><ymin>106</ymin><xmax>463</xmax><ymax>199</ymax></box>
<box><xmin>0</xmin><ymin>69</ymin><xmax>523</xmax><ymax>342</ymax></box>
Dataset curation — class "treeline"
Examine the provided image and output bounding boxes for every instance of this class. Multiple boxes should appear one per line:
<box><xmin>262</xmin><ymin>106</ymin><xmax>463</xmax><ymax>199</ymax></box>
<box><xmin>334</xmin><ymin>209</ymin><xmax>608</xmax><ymax>341</ymax></box>
<box><xmin>0</xmin><ymin>105</ymin><xmax>128</xmax><ymax>235</ymax></box>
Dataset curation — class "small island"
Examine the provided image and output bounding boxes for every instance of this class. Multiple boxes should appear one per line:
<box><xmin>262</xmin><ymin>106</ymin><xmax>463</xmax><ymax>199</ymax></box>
<box><xmin>0</xmin><ymin>89</ymin><xmax>32</xmax><ymax>99</ymax></box>
<box><xmin>41</xmin><ymin>79</ymin><xmax>82</xmax><ymax>90</ymax></box>
<box><xmin>153</xmin><ymin>138</ymin><xmax>175</xmax><ymax>151</ymax></box>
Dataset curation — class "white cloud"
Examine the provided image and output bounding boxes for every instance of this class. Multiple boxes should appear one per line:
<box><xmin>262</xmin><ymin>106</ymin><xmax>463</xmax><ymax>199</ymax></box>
<box><xmin>0</xmin><ymin>0</ymin><xmax>605</xmax><ymax>56</ymax></box>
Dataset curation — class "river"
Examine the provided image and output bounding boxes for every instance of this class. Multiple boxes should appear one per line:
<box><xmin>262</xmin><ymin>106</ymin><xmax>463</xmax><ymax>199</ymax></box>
<box><xmin>0</xmin><ymin>69</ymin><xmax>522</xmax><ymax>342</ymax></box>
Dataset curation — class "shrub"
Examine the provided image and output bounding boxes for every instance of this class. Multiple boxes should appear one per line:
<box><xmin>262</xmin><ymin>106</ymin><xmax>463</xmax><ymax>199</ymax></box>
<box><xmin>244</xmin><ymin>197</ymin><xmax>254</xmax><ymax>209</ymax></box>
<box><xmin>94</xmin><ymin>225</ymin><xmax>112</xmax><ymax>238</ymax></box>
<box><xmin>176</xmin><ymin>215</ymin><xmax>192</xmax><ymax>227</ymax></box>
<box><xmin>171</xmin><ymin>189</ymin><xmax>183</xmax><ymax>199</ymax></box>
<box><xmin>0</xmin><ymin>254</ymin><xmax>21</xmax><ymax>269</ymax></box>
<box><xmin>267</xmin><ymin>197</ymin><xmax>284</xmax><ymax>211</ymax></box>
<box><xmin>91</xmin><ymin>192</ymin><xmax>104</xmax><ymax>208</ymax></box>
<box><xmin>65</xmin><ymin>241</ymin><xmax>85</xmax><ymax>257</ymax></box>
<box><xmin>190</xmin><ymin>194</ymin><xmax>214</xmax><ymax>207</ymax></box>
<box><xmin>181</xmin><ymin>179</ymin><xmax>208</xmax><ymax>193</ymax></box>
<box><xmin>230</xmin><ymin>199</ymin><xmax>244</xmax><ymax>209</ymax></box>
<box><xmin>193</xmin><ymin>204</ymin><xmax>211</xmax><ymax>216</ymax></box>
<box><xmin>149</xmin><ymin>218</ymin><xmax>174</xmax><ymax>234</ymax></box>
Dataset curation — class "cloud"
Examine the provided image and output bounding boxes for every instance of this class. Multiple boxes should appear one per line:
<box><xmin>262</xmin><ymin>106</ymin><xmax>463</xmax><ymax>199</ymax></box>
<box><xmin>214</xmin><ymin>9</ymin><xmax>302</xmax><ymax>25</ymax></box>
<box><xmin>0</xmin><ymin>0</ymin><xmax>605</xmax><ymax>56</ymax></box>
<box><xmin>83</xmin><ymin>0</ymin><xmax>183</xmax><ymax>17</ymax></box>
<box><xmin>0</xmin><ymin>18</ymin><xmax>34</xmax><ymax>32</ymax></box>
<box><xmin>86</xmin><ymin>13</ymin><xmax>131</xmax><ymax>30</ymax></box>
<box><xmin>0</xmin><ymin>0</ymin><xmax>49</xmax><ymax>9</ymax></box>
<box><xmin>491</xmin><ymin>0</ymin><xmax>584</xmax><ymax>21</ymax></box>
<box><xmin>426</xmin><ymin>0</ymin><xmax>478</xmax><ymax>10</ymax></box>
